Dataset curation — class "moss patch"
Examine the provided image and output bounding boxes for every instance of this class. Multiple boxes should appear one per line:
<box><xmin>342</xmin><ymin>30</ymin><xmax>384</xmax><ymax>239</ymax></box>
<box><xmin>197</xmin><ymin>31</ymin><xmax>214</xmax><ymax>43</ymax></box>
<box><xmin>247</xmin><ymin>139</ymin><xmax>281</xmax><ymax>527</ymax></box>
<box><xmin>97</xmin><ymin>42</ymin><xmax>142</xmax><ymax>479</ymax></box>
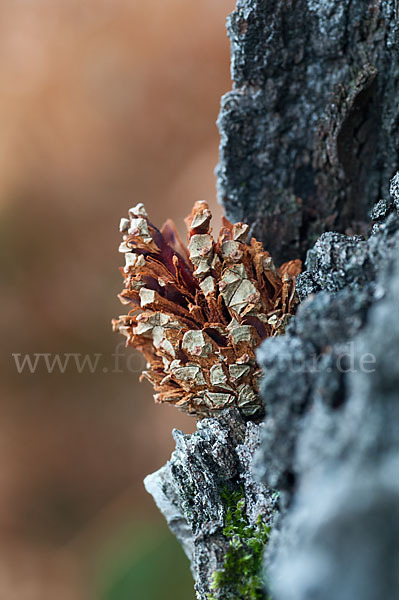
<box><xmin>207</xmin><ymin>487</ymin><xmax>271</xmax><ymax>600</ymax></box>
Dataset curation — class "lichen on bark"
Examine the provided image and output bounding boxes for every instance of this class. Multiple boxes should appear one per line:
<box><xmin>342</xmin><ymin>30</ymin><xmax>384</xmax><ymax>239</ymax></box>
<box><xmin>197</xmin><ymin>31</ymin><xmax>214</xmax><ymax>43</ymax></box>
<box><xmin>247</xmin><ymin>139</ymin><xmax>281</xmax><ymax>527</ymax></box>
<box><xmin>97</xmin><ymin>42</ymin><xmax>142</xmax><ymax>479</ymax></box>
<box><xmin>144</xmin><ymin>410</ymin><xmax>277</xmax><ymax>600</ymax></box>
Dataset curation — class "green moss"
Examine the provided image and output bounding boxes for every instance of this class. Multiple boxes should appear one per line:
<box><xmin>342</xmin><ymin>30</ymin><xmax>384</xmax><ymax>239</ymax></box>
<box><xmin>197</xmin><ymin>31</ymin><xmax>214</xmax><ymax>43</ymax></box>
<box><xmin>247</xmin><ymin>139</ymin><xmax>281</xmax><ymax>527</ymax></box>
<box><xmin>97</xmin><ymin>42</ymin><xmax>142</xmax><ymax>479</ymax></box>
<box><xmin>207</xmin><ymin>487</ymin><xmax>271</xmax><ymax>600</ymax></box>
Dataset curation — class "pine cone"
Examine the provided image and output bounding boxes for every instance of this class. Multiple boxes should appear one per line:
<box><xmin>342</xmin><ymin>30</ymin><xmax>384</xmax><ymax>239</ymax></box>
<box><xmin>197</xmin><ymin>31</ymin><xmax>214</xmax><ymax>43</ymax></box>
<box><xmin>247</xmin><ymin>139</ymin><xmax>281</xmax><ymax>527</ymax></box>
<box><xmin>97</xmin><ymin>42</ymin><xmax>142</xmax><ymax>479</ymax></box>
<box><xmin>112</xmin><ymin>202</ymin><xmax>301</xmax><ymax>419</ymax></box>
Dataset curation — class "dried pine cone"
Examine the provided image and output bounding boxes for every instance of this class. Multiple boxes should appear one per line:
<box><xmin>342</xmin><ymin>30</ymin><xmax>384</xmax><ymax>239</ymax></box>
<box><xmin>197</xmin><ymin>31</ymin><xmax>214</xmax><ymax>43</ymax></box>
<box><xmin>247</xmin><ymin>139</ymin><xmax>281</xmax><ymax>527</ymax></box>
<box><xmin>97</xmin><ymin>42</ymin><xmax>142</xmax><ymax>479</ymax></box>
<box><xmin>112</xmin><ymin>202</ymin><xmax>301</xmax><ymax>419</ymax></box>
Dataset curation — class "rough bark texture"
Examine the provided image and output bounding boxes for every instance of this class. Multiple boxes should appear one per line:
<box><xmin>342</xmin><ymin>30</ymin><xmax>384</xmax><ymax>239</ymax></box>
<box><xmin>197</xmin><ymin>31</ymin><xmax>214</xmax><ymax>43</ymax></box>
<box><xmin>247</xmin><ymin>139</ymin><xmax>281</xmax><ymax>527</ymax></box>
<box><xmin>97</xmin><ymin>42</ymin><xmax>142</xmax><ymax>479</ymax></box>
<box><xmin>217</xmin><ymin>0</ymin><xmax>399</xmax><ymax>263</ymax></box>
<box><xmin>144</xmin><ymin>410</ymin><xmax>277</xmax><ymax>599</ymax></box>
<box><xmin>254</xmin><ymin>179</ymin><xmax>399</xmax><ymax>599</ymax></box>
<box><xmin>144</xmin><ymin>2</ymin><xmax>399</xmax><ymax>599</ymax></box>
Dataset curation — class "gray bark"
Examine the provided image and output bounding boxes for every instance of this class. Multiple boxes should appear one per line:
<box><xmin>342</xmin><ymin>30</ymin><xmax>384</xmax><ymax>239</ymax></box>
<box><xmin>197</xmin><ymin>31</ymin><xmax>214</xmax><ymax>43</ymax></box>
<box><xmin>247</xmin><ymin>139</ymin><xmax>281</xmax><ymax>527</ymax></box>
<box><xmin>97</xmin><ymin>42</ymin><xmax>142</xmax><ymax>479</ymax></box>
<box><xmin>255</xmin><ymin>184</ymin><xmax>399</xmax><ymax>599</ymax></box>
<box><xmin>144</xmin><ymin>410</ymin><xmax>277</xmax><ymax>599</ymax></box>
<box><xmin>217</xmin><ymin>0</ymin><xmax>399</xmax><ymax>263</ymax></box>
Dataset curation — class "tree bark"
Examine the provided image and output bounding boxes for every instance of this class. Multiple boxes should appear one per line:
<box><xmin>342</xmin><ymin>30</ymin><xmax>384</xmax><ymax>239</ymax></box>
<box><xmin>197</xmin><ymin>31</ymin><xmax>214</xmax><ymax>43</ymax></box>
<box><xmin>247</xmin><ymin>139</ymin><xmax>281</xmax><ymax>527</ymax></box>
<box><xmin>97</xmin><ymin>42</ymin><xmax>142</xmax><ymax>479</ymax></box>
<box><xmin>217</xmin><ymin>0</ymin><xmax>399</xmax><ymax>263</ymax></box>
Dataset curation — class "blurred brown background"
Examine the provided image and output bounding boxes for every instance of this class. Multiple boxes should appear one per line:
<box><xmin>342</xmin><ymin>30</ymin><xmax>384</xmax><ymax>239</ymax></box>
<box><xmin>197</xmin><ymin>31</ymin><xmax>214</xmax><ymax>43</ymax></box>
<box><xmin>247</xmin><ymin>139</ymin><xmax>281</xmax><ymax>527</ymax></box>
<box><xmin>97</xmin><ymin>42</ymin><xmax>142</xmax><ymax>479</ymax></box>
<box><xmin>0</xmin><ymin>1</ymin><xmax>235</xmax><ymax>598</ymax></box>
